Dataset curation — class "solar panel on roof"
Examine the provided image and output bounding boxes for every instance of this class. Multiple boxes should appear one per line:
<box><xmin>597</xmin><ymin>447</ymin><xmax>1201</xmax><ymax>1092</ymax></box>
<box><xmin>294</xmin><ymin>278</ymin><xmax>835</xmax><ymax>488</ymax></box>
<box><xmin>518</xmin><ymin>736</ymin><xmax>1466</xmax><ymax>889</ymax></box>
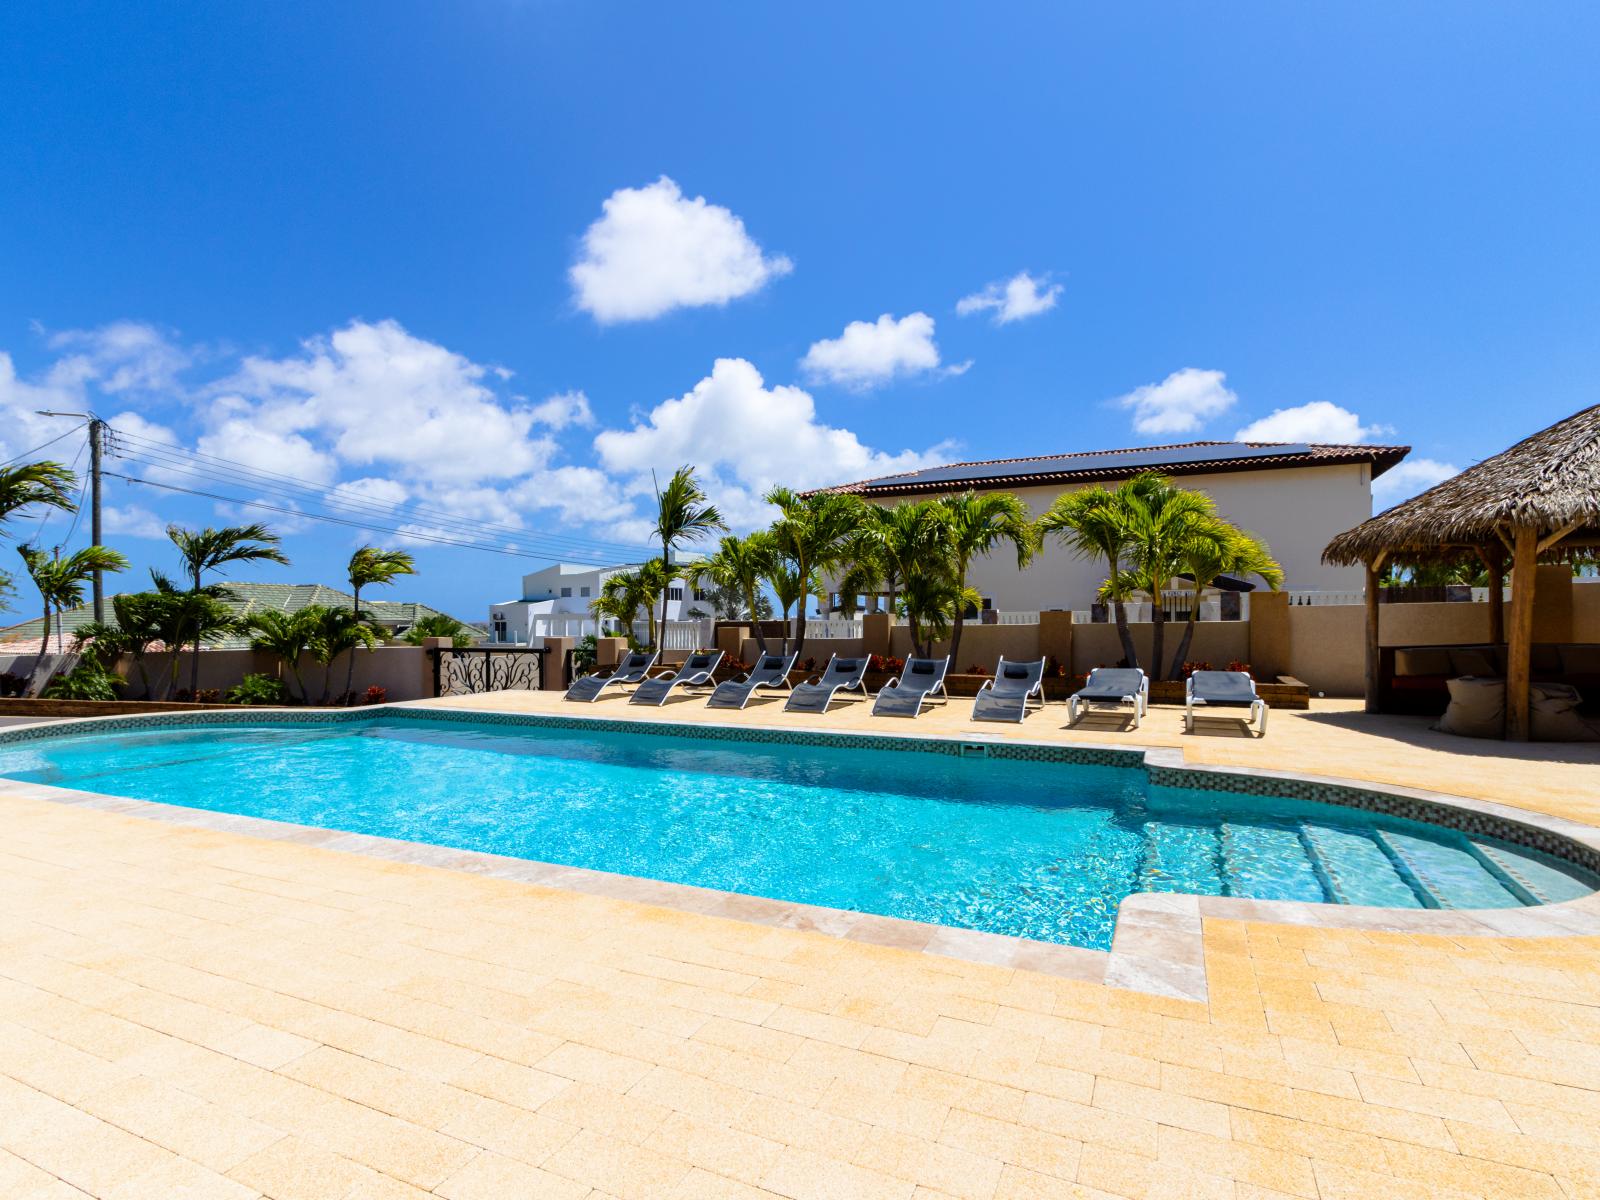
<box><xmin>858</xmin><ymin>442</ymin><xmax>1316</xmax><ymax>489</ymax></box>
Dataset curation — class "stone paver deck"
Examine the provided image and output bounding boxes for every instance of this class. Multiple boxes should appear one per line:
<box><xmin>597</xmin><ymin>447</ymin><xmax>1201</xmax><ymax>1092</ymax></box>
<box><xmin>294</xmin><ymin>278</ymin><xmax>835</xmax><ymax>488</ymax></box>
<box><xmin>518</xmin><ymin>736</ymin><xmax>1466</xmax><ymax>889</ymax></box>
<box><xmin>1</xmin><ymin>694</ymin><xmax>1599</xmax><ymax>1197</ymax></box>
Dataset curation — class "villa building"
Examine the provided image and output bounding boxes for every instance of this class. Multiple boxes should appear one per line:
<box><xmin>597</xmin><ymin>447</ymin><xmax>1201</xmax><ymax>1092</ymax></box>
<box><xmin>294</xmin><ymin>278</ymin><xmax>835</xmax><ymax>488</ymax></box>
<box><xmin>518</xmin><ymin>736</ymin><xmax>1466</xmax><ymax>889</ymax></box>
<box><xmin>819</xmin><ymin>440</ymin><xmax>1410</xmax><ymax>614</ymax></box>
<box><xmin>489</xmin><ymin>554</ymin><xmax>708</xmax><ymax>644</ymax></box>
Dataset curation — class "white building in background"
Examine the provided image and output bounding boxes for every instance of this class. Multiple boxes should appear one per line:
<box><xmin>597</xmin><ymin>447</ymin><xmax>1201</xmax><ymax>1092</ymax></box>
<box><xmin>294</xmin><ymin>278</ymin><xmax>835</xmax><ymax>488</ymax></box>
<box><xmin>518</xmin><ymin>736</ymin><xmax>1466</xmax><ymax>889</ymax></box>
<box><xmin>815</xmin><ymin>440</ymin><xmax>1411</xmax><ymax>615</ymax></box>
<box><xmin>488</xmin><ymin>554</ymin><xmax>708</xmax><ymax>644</ymax></box>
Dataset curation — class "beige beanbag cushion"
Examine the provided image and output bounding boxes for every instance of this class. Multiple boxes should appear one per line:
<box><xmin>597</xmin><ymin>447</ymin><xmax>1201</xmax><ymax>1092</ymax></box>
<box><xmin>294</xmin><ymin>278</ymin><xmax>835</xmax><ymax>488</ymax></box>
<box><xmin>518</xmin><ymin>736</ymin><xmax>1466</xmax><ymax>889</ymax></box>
<box><xmin>1433</xmin><ymin>676</ymin><xmax>1504</xmax><ymax>739</ymax></box>
<box><xmin>1531</xmin><ymin>682</ymin><xmax>1600</xmax><ymax>742</ymax></box>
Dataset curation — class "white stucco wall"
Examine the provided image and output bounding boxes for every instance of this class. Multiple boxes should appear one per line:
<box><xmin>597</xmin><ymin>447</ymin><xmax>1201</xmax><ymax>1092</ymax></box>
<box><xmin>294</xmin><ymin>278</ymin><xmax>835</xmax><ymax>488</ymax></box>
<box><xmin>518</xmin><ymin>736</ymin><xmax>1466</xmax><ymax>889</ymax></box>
<box><xmin>860</xmin><ymin>462</ymin><xmax>1373</xmax><ymax>612</ymax></box>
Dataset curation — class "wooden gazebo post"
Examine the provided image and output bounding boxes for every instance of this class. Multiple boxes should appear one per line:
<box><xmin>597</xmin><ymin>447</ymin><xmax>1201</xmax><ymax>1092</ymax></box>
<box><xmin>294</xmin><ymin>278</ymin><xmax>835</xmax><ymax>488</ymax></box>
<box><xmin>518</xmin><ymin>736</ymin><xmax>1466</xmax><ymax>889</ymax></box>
<box><xmin>1505</xmin><ymin>527</ymin><xmax>1538</xmax><ymax>741</ymax></box>
<box><xmin>1477</xmin><ymin>545</ymin><xmax>1506</xmax><ymax>645</ymax></box>
<box><xmin>1363</xmin><ymin>551</ymin><xmax>1387</xmax><ymax>714</ymax></box>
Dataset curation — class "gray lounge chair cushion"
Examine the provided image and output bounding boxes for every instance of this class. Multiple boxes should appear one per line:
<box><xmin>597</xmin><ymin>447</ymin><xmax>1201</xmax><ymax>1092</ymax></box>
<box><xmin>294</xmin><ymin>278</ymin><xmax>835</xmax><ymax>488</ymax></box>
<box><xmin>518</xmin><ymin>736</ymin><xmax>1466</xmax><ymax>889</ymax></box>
<box><xmin>872</xmin><ymin>658</ymin><xmax>949</xmax><ymax>717</ymax></box>
<box><xmin>971</xmin><ymin>659</ymin><xmax>1045</xmax><ymax>722</ymax></box>
<box><xmin>564</xmin><ymin>651</ymin><xmax>656</xmax><ymax>702</ymax></box>
<box><xmin>707</xmin><ymin>655</ymin><xmax>795</xmax><ymax>708</ymax></box>
<box><xmin>1188</xmin><ymin>671</ymin><xmax>1258</xmax><ymax>706</ymax></box>
<box><xmin>785</xmin><ymin>658</ymin><xmax>867</xmax><ymax>713</ymax></box>
<box><xmin>1077</xmin><ymin>669</ymin><xmax>1145</xmax><ymax>701</ymax></box>
<box><xmin>630</xmin><ymin>653</ymin><xmax>721</xmax><ymax>705</ymax></box>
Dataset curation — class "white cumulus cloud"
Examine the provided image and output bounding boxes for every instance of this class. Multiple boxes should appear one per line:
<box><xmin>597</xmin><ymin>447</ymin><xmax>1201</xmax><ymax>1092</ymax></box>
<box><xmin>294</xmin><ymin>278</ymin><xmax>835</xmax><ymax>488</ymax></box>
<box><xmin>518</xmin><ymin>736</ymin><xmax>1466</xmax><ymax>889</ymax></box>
<box><xmin>956</xmin><ymin>271</ymin><xmax>1062</xmax><ymax>325</ymax></box>
<box><xmin>800</xmin><ymin>312</ymin><xmax>952</xmax><ymax>391</ymax></box>
<box><xmin>1372</xmin><ymin>458</ymin><xmax>1459</xmax><ymax>507</ymax></box>
<box><xmin>594</xmin><ymin>357</ymin><xmax>955</xmax><ymax>528</ymax></box>
<box><xmin>213</xmin><ymin>319</ymin><xmax>557</xmax><ymax>487</ymax></box>
<box><xmin>1234</xmin><ymin>400</ymin><xmax>1392</xmax><ymax>444</ymax></box>
<box><xmin>527</xmin><ymin>390</ymin><xmax>595</xmax><ymax>431</ymax></box>
<box><xmin>100</xmin><ymin>505</ymin><xmax>169</xmax><ymax>539</ymax></box>
<box><xmin>569</xmin><ymin>176</ymin><xmax>792</xmax><ymax>323</ymax></box>
<box><xmin>1116</xmin><ymin>368</ymin><xmax>1238</xmax><ymax>437</ymax></box>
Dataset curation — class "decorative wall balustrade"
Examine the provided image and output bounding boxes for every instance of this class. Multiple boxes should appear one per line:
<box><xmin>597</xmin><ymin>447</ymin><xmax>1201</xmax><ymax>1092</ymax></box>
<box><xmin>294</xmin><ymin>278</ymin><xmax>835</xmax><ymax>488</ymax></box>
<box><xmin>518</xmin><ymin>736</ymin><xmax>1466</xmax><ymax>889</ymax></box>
<box><xmin>429</xmin><ymin>646</ymin><xmax>549</xmax><ymax>696</ymax></box>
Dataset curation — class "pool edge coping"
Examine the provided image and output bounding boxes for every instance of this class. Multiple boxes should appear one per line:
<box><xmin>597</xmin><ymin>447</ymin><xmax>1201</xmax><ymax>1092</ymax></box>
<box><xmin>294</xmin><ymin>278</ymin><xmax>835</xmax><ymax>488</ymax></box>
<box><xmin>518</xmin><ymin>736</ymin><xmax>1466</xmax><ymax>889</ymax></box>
<box><xmin>2</xmin><ymin>701</ymin><xmax>1599</xmax><ymax>1005</ymax></box>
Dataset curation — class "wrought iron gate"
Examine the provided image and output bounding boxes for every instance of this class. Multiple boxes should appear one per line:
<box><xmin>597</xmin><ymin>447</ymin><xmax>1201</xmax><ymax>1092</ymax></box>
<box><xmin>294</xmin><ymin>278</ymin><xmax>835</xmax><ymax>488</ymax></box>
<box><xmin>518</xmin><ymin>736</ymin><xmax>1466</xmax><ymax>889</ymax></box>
<box><xmin>429</xmin><ymin>646</ymin><xmax>550</xmax><ymax>696</ymax></box>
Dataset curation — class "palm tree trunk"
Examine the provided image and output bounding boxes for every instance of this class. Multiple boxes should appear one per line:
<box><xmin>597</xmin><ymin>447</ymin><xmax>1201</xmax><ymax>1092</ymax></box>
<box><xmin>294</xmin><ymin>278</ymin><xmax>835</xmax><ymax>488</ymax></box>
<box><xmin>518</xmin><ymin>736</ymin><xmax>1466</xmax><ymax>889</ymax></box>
<box><xmin>1107</xmin><ymin>555</ymin><xmax>1139</xmax><ymax>669</ymax></box>
<box><xmin>1168</xmin><ymin>600</ymin><xmax>1202</xmax><ymax>681</ymax></box>
<box><xmin>343</xmin><ymin>586</ymin><xmax>361</xmax><ymax>703</ymax></box>
<box><xmin>37</xmin><ymin>608</ymin><xmax>50</xmax><ymax>674</ymax></box>
<box><xmin>659</xmin><ymin>540</ymin><xmax>670</xmax><ymax>651</ymax></box>
<box><xmin>188</xmin><ymin>568</ymin><xmax>202</xmax><ymax>696</ymax></box>
<box><xmin>746</xmin><ymin>586</ymin><xmax>768</xmax><ymax>655</ymax></box>
<box><xmin>1150</xmin><ymin>588</ymin><xmax>1168</xmax><ymax>681</ymax></box>
<box><xmin>792</xmin><ymin>561</ymin><xmax>808</xmax><ymax>660</ymax></box>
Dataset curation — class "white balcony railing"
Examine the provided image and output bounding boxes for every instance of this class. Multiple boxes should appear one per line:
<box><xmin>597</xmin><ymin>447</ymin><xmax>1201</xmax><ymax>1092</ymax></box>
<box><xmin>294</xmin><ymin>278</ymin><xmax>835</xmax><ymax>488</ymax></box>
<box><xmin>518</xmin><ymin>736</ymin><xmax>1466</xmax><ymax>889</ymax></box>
<box><xmin>805</xmin><ymin>618</ymin><xmax>863</xmax><ymax>640</ymax></box>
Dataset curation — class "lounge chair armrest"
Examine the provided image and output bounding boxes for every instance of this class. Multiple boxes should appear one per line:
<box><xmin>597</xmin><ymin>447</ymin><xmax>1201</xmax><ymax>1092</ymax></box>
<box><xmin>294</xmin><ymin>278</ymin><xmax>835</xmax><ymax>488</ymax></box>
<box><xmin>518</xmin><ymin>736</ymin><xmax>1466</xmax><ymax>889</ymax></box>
<box><xmin>882</xmin><ymin>674</ymin><xmax>902</xmax><ymax>689</ymax></box>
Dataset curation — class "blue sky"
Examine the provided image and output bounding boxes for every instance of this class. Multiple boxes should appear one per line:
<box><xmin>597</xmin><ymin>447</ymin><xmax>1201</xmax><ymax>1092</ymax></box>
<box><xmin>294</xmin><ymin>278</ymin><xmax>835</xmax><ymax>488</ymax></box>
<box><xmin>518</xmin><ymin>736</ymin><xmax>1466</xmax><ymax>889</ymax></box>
<box><xmin>3</xmin><ymin>2</ymin><xmax>1598</xmax><ymax>620</ymax></box>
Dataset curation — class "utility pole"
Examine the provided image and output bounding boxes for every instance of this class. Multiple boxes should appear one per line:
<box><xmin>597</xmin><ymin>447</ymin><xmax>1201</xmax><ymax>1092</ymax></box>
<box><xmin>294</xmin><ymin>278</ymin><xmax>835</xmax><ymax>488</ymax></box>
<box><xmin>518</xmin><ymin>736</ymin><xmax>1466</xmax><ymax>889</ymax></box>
<box><xmin>33</xmin><ymin>411</ymin><xmax>107</xmax><ymax>620</ymax></box>
<box><xmin>88</xmin><ymin>417</ymin><xmax>105</xmax><ymax>622</ymax></box>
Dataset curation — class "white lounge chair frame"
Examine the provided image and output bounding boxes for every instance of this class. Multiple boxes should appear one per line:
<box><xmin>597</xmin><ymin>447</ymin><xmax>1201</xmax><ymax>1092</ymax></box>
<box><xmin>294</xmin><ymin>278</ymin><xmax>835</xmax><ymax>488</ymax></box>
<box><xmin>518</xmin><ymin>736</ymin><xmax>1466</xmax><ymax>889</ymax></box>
<box><xmin>970</xmin><ymin>657</ymin><xmax>1047</xmax><ymax>723</ymax></box>
<box><xmin>629</xmin><ymin>650</ymin><xmax>724</xmax><ymax>706</ymax></box>
<box><xmin>871</xmin><ymin>656</ymin><xmax>951</xmax><ymax>718</ymax></box>
<box><xmin>1184</xmin><ymin>670</ymin><xmax>1268</xmax><ymax>736</ymax></box>
<box><xmin>784</xmin><ymin>655</ymin><xmax>871</xmax><ymax>714</ymax></box>
<box><xmin>564</xmin><ymin>650</ymin><xmax>658</xmax><ymax>702</ymax></box>
<box><xmin>1067</xmin><ymin>667</ymin><xmax>1149</xmax><ymax>729</ymax></box>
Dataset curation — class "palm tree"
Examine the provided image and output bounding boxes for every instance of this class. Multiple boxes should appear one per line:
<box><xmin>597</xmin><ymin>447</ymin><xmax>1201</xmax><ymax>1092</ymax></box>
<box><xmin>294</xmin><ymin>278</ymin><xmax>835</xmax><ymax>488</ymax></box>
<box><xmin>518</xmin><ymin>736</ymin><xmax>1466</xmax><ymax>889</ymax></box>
<box><xmin>765</xmin><ymin>562</ymin><xmax>820</xmax><ymax>652</ymax></box>
<box><xmin>169</xmin><ymin>523</ymin><xmax>289</xmax><ymax>693</ymax></box>
<box><xmin>0</xmin><ymin>461</ymin><xmax>77</xmax><ymax>530</ymax></box>
<box><xmin>691</xmin><ymin>533</ymin><xmax>777</xmax><ymax>653</ymax></box>
<box><xmin>651</xmin><ymin>466</ymin><xmax>726</xmax><ymax>648</ymax></box>
<box><xmin>343</xmin><ymin>546</ymin><xmax>416</xmax><ymax>700</ymax></box>
<box><xmin>147</xmin><ymin>570</ymin><xmax>238</xmax><ymax>698</ymax></box>
<box><xmin>590</xmin><ymin>570</ymin><xmax>650</xmax><ymax>644</ymax></box>
<box><xmin>1166</xmin><ymin>525</ymin><xmax>1283</xmax><ymax>679</ymax></box>
<box><xmin>765</xmin><ymin>486</ymin><xmax>864</xmax><ymax>658</ymax></box>
<box><xmin>399</xmin><ymin>614</ymin><xmax>475</xmax><ymax>648</ymax></box>
<box><xmin>305</xmin><ymin>606</ymin><xmax>381</xmax><ymax>704</ymax></box>
<box><xmin>104</xmin><ymin>591</ymin><xmax>170</xmax><ymax>698</ymax></box>
<box><xmin>938</xmin><ymin>490</ymin><xmax>1036</xmax><ymax>667</ymax></box>
<box><xmin>15</xmin><ymin>544</ymin><xmax>129</xmax><ymax>687</ymax></box>
<box><xmin>1037</xmin><ymin>477</ymin><xmax>1156</xmax><ymax>670</ymax></box>
<box><xmin>1120</xmin><ymin>477</ymin><xmax>1219</xmax><ymax>680</ymax></box>
<box><xmin>245</xmin><ymin>608</ymin><xmax>317</xmax><ymax>701</ymax></box>
<box><xmin>854</xmin><ymin>499</ymin><xmax>949</xmax><ymax>644</ymax></box>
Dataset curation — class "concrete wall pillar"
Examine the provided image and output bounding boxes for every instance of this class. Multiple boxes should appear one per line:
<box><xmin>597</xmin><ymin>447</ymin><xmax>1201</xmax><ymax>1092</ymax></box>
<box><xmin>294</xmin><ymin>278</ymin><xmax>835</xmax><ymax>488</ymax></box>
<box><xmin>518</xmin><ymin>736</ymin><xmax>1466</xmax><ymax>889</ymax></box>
<box><xmin>1038</xmin><ymin>609</ymin><xmax>1072</xmax><ymax>669</ymax></box>
<box><xmin>594</xmin><ymin>636</ymin><xmax>628</xmax><ymax>668</ymax></box>
<box><xmin>541</xmin><ymin>637</ymin><xmax>574</xmax><ymax>690</ymax></box>
<box><xmin>862</xmin><ymin>612</ymin><xmax>891</xmax><ymax>658</ymax></box>
<box><xmin>1248</xmin><ymin>591</ymin><xmax>1291</xmax><ymax>680</ymax></box>
<box><xmin>716</xmin><ymin>624</ymin><xmax>749</xmax><ymax>664</ymax></box>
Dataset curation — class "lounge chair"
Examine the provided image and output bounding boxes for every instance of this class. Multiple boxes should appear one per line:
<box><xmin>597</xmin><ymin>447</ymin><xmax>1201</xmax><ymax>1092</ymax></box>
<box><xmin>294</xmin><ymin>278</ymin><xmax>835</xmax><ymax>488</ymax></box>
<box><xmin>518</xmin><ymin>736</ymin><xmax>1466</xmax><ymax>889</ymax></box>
<box><xmin>1067</xmin><ymin>667</ymin><xmax>1148</xmax><ymax>729</ymax></box>
<box><xmin>1185</xmin><ymin>670</ymin><xmax>1268</xmax><ymax>735</ymax></box>
<box><xmin>564</xmin><ymin>650</ymin><xmax>657</xmax><ymax>702</ymax></box>
<box><xmin>970</xmin><ymin>657</ymin><xmax>1047</xmax><ymax>723</ymax></box>
<box><xmin>784</xmin><ymin>655</ymin><xmax>870</xmax><ymax>714</ymax></box>
<box><xmin>629</xmin><ymin>651</ymin><xmax>724</xmax><ymax>706</ymax></box>
<box><xmin>871</xmin><ymin>656</ymin><xmax>951</xmax><ymax>718</ymax></box>
<box><xmin>706</xmin><ymin>652</ymin><xmax>797</xmax><ymax>710</ymax></box>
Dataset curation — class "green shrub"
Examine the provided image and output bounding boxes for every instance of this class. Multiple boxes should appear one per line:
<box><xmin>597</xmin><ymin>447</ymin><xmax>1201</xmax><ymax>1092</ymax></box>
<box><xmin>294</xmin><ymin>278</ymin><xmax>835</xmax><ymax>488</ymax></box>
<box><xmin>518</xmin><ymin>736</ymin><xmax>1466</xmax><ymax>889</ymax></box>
<box><xmin>573</xmin><ymin>634</ymin><xmax>598</xmax><ymax>674</ymax></box>
<box><xmin>41</xmin><ymin>665</ymin><xmax>123</xmax><ymax>701</ymax></box>
<box><xmin>226</xmin><ymin>673</ymin><xmax>290</xmax><ymax>706</ymax></box>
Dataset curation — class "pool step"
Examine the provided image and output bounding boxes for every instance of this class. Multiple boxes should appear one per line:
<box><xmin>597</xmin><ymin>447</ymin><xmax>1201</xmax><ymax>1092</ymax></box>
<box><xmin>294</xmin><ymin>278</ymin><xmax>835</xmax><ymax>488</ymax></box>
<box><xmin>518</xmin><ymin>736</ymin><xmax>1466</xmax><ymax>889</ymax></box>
<box><xmin>1137</xmin><ymin>822</ymin><xmax>1225</xmax><ymax>895</ymax></box>
<box><xmin>1472</xmin><ymin>839</ymin><xmax>1595</xmax><ymax>905</ymax></box>
<box><xmin>1374</xmin><ymin>830</ymin><xmax>1524</xmax><ymax>910</ymax></box>
<box><xmin>1219</xmin><ymin>823</ymin><xmax>1327</xmax><ymax>903</ymax></box>
<box><xmin>1299</xmin><ymin>824</ymin><xmax>1426</xmax><ymax>909</ymax></box>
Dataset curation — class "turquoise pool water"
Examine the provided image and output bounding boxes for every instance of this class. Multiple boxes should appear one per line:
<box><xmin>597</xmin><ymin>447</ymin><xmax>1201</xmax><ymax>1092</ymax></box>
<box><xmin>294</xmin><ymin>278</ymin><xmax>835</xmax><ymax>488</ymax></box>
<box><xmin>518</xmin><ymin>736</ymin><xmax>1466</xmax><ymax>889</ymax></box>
<box><xmin>1</xmin><ymin>717</ymin><xmax>1594</xmax><ymax>951</ymax></box>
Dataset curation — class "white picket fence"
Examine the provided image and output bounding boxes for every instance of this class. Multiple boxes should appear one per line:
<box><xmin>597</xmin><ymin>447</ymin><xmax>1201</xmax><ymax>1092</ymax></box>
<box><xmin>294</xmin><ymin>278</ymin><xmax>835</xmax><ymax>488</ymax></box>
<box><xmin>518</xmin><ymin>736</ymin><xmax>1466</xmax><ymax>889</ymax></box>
<box><xmin>991</xmin><ymin>610</ymin><xmax>1040</xmax><ymax>626</ymax></box>
<box><xmin>648</xmin><ymin>618</ymin><xmax>717</xmax><ymax>651</ymax></box>
<box><xmin>804</xmin><ymin>618</ymin><xmax>863</xmax><ymax>640</ymax></box>
<box><xmin>1285</xmin><ymin>589</ymin><xmax>1363</xmax><ymax>607</ymax></box>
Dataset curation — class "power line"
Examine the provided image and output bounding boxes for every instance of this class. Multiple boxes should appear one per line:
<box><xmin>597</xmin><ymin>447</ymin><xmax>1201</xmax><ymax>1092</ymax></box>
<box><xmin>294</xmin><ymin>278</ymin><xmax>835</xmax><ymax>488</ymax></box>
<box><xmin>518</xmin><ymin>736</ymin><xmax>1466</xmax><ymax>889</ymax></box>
<box><xmin>103</xmin><ymin>471</ymin><xmax>625</xmax><ymax>563</ymax></box>
<box><xmin>103</xmin><ymin>427</ymin><xmax>653</xmax><ymax>562</ymax></box>
<box><xmin>1</xmin><ymin>422</ymin><xmax>86</xmax><ymax>468</ymax></box>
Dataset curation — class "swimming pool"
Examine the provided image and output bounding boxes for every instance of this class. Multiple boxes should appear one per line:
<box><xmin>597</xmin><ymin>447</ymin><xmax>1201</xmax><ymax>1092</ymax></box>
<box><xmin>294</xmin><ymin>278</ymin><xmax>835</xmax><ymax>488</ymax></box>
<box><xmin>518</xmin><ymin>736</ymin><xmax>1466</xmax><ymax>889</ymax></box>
<box><xmin>1</xmin><ymin>714</ymin><xmax>1594</xmax><ymax>952</ymax></box>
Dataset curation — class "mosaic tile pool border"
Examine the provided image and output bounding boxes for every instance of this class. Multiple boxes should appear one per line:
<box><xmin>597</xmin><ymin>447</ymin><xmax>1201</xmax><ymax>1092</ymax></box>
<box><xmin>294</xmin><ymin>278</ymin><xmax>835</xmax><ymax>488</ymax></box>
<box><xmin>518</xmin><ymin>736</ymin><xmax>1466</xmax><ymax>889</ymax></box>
<box><xmin>3</xmin><ymin>703</ymin><xmax>1600</xmax><ymax>1004</ymax></box>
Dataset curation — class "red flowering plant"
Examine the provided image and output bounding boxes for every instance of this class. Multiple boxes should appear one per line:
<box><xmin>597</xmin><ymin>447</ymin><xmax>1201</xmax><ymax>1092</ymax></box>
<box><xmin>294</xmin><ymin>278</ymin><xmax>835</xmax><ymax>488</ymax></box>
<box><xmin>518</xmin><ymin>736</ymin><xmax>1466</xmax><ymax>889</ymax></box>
<box><xmin>966</xmin><ymin>663</ymin><xmax>990</xmax><ymax>676</ymax></box>
<box><xmin>1180</xmin><ymin>661</ymin><xmax>1211</xmax><ymax>678</ymax></box>
<box><xmin>1226</xmin><ymin>661</ymin><xmax>1254</xmax><ymax>678</ymax></box>
<box><xmin>364</xmin><ymin>685</ymin><xmax>387</xmax><ymax>704</ymax></box>
<box><xmin>868</xmin><ymin>654</ymin><xmax>905</xmax><ymax>674</ymax></box>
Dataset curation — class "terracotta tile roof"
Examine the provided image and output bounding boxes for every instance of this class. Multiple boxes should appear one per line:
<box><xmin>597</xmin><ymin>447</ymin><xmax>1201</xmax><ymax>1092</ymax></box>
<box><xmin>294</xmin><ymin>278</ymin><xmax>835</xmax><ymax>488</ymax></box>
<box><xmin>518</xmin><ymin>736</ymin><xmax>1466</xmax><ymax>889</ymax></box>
<box><xmin>808</xmin><ymin>440</ymin><xmax>1411</xmax><ymax>497</ymax></box>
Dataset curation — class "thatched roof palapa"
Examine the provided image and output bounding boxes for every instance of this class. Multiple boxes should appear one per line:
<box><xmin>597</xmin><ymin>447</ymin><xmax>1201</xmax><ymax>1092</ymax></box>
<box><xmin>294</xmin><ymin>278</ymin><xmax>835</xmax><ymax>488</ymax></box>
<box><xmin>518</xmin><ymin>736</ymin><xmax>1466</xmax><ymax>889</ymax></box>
<box><xmin>1324</xmin><ymin>405</ymin><xmax>1600</xmax><ymax>566</ymax></box>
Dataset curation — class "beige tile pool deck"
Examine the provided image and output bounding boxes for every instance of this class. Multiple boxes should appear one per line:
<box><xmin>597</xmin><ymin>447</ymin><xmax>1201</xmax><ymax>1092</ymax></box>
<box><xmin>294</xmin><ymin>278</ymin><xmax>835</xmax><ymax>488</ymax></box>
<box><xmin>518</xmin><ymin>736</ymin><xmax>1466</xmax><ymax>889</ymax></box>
<box><xmin>3</xmin><ymin>694</ymin><xmax>1600</xmax><ymax>1198</ymax></box>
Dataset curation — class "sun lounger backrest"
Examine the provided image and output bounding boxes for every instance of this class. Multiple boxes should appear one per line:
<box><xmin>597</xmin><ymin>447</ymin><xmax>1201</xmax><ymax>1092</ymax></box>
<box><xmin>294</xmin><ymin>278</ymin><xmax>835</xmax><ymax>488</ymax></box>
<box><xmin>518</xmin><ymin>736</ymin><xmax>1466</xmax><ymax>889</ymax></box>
<box><xmin>991</xmin><ymin>658</ymin><xmax>1044</xmax><ymax>694</ymax></box>
<box><xmin>758</xmin><ymin>655</ymin><xmax>789</xmax><ymax>672</ymax></box>
<box><xmin>684</xmin><ymin>653</ymin><xmax>716</xmax><ymax>672</ymax></box>
<box><xmin>621</xmin><ymin>651</ymin><xmax>653</xmax><ymax>672</ymax></box>
<box><xmin>909</xmin><ymin>661</ymin><xmax>936</xmax><ymax>676</ymax></box>
<box><xmin>1190</xmin><ymin>670</ymin><xmax>1257</xmax><ymax>701</ymax></box>
<box><xmin>1089</xmin><ymin>668</ymin><xmax>1145</xmax><ymax>694</ymax></box>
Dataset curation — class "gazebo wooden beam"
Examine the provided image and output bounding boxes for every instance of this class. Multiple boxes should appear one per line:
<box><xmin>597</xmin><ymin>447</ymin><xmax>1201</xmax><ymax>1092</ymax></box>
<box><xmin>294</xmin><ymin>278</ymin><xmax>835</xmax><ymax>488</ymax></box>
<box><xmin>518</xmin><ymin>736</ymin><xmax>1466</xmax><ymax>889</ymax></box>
<box><xmin>1474</xmin><ymin>543</ymin><xmax>1506</xmax><ymax>645</ymax></box>
<box><xmin>1363</xmin><ymin>550</ymin><xmax>1388</xmax><ymax>714</ymax></box>
<box><xmin>1506</xmin><ymin>526</ymin><xmax>1538</xmax><ymax>741</ymax></box>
